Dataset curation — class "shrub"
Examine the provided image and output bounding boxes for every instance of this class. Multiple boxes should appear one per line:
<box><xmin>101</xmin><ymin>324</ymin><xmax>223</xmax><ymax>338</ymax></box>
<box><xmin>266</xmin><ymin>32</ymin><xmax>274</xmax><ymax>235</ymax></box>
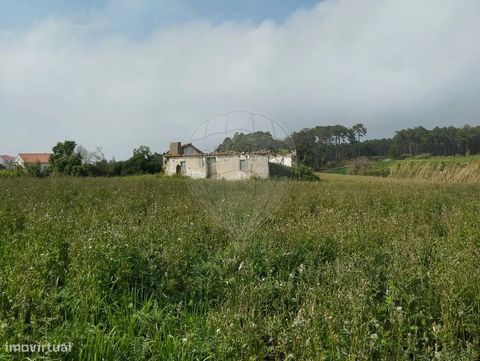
<box><xmin>269</xmin><ymin>162</ymin><xmax>295</xmax><ymax>178</ymax></box>
<box><xmin>0</xmin><ymin>168</ymin><xmax>23</xmax><ymax>177</ymax></box>
<box><xmin>293</xmin><ymin>164</ymin><xmax>320</xmax><ymax>181</ymax></box>
<box><xmin>25</xmin><ymin>164</ymin><xmax>51</xmax><ymax>178</ymax></box>
<box><xmin>269</xmin><ymin>163</ymin><xmax>320</xmax><ymax>181</ymax></box>
<box><xmin>351</xmin><ymin>158</ymin><xmax>391</xmax><ymax>177</ymax></box>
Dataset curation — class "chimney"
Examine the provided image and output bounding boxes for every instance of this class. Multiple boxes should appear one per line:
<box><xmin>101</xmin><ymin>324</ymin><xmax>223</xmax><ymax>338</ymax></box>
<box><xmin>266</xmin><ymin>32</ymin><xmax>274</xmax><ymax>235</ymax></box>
<box><xmin>170</xmin><ymin>142</ymin><xmax>181</xmax><ymax>156</ymax></box>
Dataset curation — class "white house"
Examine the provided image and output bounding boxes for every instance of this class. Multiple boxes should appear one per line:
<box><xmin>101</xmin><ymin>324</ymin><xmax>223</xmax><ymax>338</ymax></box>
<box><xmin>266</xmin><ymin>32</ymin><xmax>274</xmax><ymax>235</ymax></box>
<box><xmin>0</xmin><ymin>155</ymin><xmax>14</xmax><ymax>169</ymax></box>
<box><xmin>15</xmin><ymin>153</ymin><xmax>52</xmax><ymax>171</ymax></box>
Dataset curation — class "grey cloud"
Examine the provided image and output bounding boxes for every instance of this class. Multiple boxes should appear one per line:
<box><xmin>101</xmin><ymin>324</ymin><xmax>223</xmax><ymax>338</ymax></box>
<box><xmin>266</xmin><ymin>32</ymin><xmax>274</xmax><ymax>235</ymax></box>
<box><xmin>1</xmin><ymin>0</ymin><xmax>480</xmax><ymax>159</ymax></box>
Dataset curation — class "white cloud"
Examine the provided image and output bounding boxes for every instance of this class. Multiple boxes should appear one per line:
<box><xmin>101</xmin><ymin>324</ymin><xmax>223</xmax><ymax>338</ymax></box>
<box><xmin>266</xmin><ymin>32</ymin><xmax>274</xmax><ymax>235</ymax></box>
<box><xmin>1</xmin><ymin>0</ymin><xmax>480</xmax><ymax>158</ymax></box>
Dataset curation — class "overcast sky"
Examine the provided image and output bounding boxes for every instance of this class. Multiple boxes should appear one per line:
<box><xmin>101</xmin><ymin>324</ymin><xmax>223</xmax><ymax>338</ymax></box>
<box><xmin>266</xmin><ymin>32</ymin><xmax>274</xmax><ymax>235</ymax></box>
<box><xmin>1</xmin><ymin>0</ymin><xmax>480</xmax><ymax>159</ymax></box>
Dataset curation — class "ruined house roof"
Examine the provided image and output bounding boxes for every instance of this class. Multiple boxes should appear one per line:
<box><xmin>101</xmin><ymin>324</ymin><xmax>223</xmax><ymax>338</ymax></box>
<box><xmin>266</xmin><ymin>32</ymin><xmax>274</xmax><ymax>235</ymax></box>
<box><xmin>166</xmin><ymin>141</ymin><xmax>290</xmax><ymax>159</ymax></box>
<box><xmin>167</xmin><ymin>142</ymin><xmax>203</xmax><ymax>157</ymax></box>
<box><xmin>181</xmin><ymin>143</ymin><xmax>204</xmax><ymax>155</ymax></box>
<box><xmin>165</xmin><ymin>150</ymin><xmax>272</xmax><ymax>158</ymax></box>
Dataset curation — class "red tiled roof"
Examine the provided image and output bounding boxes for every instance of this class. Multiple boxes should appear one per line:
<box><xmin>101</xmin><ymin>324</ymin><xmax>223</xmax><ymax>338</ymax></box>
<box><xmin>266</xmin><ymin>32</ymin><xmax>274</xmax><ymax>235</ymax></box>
<box><xmin>0</xmin><ymin>155</ymin><xmax>14</xmax><ymax>161</ymax></box>
<box><xmin>19</xmin><ymin>153</ymin><xmax>51</xmax><ymax>164</ymax></box>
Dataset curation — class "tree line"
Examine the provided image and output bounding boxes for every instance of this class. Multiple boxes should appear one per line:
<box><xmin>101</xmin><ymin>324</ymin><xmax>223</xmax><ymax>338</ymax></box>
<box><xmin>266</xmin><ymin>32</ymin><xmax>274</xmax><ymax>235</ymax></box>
<box><xmin>9</xmin><ymin>123</ymin><xmax>480</xmax><ymax>177</ymax></box>
<box><xmin>294</xmin><ymin>125</ymin><xmax>480</xmax><ymax>170</ymax></box>
<box><xmin>217</xmin><ymin>124</ymin><xmax>370</xmax><ymax>170</ymax></box>
<box><xmin>216</xmin><ymin>131</ymin><xmax>291</xmax><ymax>153</ymax></box>
<box><xmin>291</xmin><ymin>124</ymin><xmax>368</xmax><ymax>169</ymax></box>
<box><xmin>390</xmin><ymin>125</ymin><xmax>480</xmax><ymax>157</ymax></box>
<box><xmin>218</xmin><ymin>124</ymin><xmax>480</xmax><ymax>171</ymax></box>
<box><xmin>47</xmin><ymin>141</ymin><xmax>162</xmax><ymax>177</ymax></box>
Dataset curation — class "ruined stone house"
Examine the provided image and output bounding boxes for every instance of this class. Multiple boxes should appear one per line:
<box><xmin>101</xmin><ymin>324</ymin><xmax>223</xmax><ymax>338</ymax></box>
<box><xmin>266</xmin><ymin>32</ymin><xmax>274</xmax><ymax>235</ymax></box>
<box><xmin>164</xmin><ymin>142</ymin><xmax>294</xmax><ymax>180</ymax></box>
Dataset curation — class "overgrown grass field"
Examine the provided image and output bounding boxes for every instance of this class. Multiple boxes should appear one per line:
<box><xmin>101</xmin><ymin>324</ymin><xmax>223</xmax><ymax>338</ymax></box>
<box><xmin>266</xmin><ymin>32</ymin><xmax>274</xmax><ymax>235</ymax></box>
<box><xmin>0</xmin><ymin>175</ymin><xmax>479</xmax><ymax>360</ymax></box>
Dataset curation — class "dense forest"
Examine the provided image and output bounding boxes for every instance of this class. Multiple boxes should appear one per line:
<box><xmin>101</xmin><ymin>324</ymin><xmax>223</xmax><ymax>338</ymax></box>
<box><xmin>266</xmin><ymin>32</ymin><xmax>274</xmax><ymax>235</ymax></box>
<box><xmin>217</xmin><ymin>124</ymin><xmax>378</xmax><ymax>170</ymax></box>
<box><xmin>216</xmin><ymin>132</ymin><xmax>291</xmax><ymax>153</ymax></box>
<box><xmin>390</xmin><ymin>126</ymin><xmax>480</xmax><ymax>157</ymax></box>
<box><xmin>217</xmin><ymin>124</ymin><xmax>480</xmax><ymax>170</ymax></box>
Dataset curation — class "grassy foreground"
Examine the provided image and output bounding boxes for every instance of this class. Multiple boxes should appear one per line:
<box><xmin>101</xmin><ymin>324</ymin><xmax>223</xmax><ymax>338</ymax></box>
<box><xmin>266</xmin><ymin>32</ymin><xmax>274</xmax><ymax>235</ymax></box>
<box><xmin>0</xmin><ymin>175</ymin><xmax>479</xmax><ymax>360</ymax></box>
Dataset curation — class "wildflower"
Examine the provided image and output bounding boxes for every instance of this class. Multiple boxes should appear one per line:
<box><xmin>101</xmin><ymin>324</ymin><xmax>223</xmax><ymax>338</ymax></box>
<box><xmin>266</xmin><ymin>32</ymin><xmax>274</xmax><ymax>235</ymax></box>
<box><xmin>292</xmin><ymin>313</ymin><xmax>305</xmax><ymax>327</ymax></box>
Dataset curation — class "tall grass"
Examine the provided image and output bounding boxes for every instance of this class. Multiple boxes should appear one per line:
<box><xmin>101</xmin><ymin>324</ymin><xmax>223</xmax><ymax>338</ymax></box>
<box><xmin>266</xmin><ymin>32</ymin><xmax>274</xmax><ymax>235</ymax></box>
<box><xmin>0</xmin><ymin>175</ymin><xmax>479</xmax><ymax>360</ymax></box>
<box><xmin>389</xmin><ymin>156</ymin><xmax>480</xmax><ymax>183</ymax></box>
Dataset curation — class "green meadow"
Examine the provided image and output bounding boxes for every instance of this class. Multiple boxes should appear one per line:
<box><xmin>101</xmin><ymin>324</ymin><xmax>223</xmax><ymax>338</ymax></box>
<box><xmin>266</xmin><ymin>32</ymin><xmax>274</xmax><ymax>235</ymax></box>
<box><xmin>0</xmin><ymin>174</ymin><xmax>479</xmax><ymax>360</ymax></box>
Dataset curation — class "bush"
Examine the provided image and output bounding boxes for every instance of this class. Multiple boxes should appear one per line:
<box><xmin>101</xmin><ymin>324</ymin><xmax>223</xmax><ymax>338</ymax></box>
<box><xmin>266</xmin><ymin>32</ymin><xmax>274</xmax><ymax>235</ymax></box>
<box><xmin>0</xmin><ymin>165</ymin><xmax>51</xmax><ymax>178</ymax></box>
<box><xmin>269</xmin><ymin>162</ymin><xmax>295</xmax><ymax>178</ymax></box>
<box><xmin>293</xmin><ymin>164</ymin><xmax>320</xmax><ymax>181</ymax></box>
<box><xmin>351</xmin><ymin>158</ymin><xmax>391</xmax><ymax>177</ymax></box>
<box><xmin>269</xmin><ymin>163</ymin><xmax>320</xmax><ymax>181</ymax></box>
<box><xmin>0</xmin><ymin>168</ymin><xmax>23</xmax><ymax>177</ymax></box>
<box><xmin>25</xmin><ymin>164</ymin><xmax>51</xmax><ymax>178</ymax></box>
